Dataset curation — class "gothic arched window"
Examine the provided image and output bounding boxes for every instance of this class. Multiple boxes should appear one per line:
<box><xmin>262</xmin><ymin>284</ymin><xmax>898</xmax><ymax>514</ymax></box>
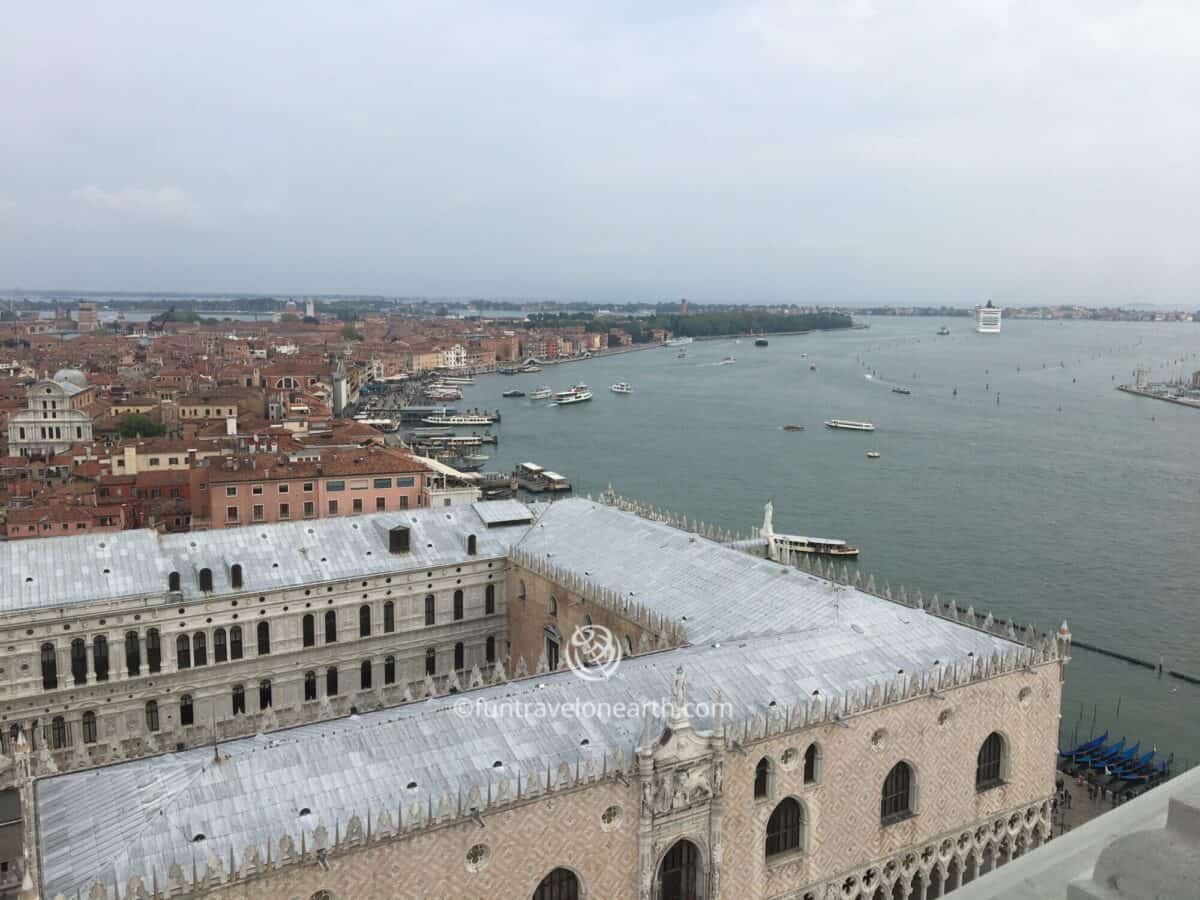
<box><xmin>976</xmin><ymin>733</ymin><xmax>1005</xmax><ymax>791</ymax></box>
<box><xmin>765</xmin><ymin>798</ymin><xmax>803</xmax><ymax>857</ymax></box>
<box><xmin>881</xmin><ymin>762</ymin><xmax>914</xmax><ymax>825</ymax></box>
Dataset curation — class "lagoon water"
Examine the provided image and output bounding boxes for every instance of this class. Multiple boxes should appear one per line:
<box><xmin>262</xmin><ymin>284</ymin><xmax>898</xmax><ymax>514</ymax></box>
<box><xmin>454</xmin><ymin>318</ymin><xmax>1200</xmax><ymax>762</ymax></box>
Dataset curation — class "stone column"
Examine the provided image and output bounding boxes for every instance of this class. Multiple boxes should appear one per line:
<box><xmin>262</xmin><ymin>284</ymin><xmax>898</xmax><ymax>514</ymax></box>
<box><xmin>84</xmin><ymin>640</ymin><xmax>94</xmax><ymax>684</ymax></box>
<box><xmin>636</xmin><ymin>743</ymin><xmax>655</xmax><ymax>900</ymax></box>
<box><xmin>111</xmin><ymin>633</ymin><xmax>125</xmax><ymax>679</ymax></box>
<box><xmin>56</xmin><ymin>647</ymin><xmax>69</xmax><ymax>689</ymax></box>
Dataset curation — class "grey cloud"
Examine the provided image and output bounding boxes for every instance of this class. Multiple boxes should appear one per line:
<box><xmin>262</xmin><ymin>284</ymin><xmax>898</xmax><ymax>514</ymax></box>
<box><xmin>0</xmin><ymin>1</ymin><xmax>1198</xmax><ymax>303</ymax></box>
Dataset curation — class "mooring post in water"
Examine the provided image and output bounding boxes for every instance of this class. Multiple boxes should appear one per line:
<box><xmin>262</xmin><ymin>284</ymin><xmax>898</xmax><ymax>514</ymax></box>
<box><xmin>1115</xmin><ymin>697</ymin><xmax>1121</xmax><ymax>720</ymax></box>
<box><xmin>1158</xmin><ymin>656</ymin><xmax>1164</xmax><ymax>677</ymax></box>
<box><xmin>1090</xmin><ymin>704</ymin><xmax>1097</xmax><ymax>739</ymax></box>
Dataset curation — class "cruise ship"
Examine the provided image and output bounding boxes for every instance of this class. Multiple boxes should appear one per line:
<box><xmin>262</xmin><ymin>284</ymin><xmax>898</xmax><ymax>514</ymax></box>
<box><xmin>975</xmin><ymin>301</ymin><xmax>1002</xmax><ymax>334</ymax></box>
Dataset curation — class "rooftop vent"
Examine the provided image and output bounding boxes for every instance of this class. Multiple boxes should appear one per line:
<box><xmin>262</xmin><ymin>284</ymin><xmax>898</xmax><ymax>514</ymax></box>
<box><xmin>389</xmin><ymin>525</ymin><xmax>411</xmax><ymax>554</ymax></box>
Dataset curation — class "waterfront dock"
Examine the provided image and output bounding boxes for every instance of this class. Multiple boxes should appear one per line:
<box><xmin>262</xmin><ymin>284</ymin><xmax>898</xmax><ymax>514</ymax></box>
<box><xmin>1116</xmin><ymin>383</ymin><xmax>1200</xmax><ymax>410</ymax></box>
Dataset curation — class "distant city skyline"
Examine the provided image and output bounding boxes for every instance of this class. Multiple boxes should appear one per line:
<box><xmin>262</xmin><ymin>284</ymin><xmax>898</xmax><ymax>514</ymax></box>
<box><xmin>3</xmin><ymin>2</ymin><xmax>1199</xmax><ymax>304</ymax></box>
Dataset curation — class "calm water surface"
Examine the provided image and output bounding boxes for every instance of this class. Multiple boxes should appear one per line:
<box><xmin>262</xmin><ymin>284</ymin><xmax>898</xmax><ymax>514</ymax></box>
<box><xmin>455</xmin><ymin>319</ymin><xmax>1200</xmax><ymax>762</ymax></box>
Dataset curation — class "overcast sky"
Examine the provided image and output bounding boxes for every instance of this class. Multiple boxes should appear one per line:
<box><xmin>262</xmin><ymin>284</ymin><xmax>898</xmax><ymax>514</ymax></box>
<box><xmin>2</xmin><ymin>2</ymin><xmax>1198</xmax><ymax>305</ymax></box>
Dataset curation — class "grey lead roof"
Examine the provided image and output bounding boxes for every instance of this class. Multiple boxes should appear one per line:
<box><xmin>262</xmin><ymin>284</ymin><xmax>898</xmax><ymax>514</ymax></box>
<box><xmin>519</xmin><ymin>499</ymin><xmax>931</xmax><ymax>646</ymax></box>
<box><xmin>38</xmin><ymin>622</ymin><xmax>1013</xmax><ymax>898</ymax></box>
<box><xmin>33</xmin><ymin>497</ymin><xmax>1022</xmax><ymax>896</ymax></box>
<box><xmin>0</xmin><ymin>502</ymin><xmax>532</xmax><ymax>616</ymax></box>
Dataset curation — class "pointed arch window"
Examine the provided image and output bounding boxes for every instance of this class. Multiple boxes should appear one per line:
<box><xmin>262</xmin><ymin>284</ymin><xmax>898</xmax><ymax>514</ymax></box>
<box><xmin>229</xmin><ymin>625</ymin><xmax>243</xmax><ymax>660</ymax></box>
<box><xmin>230</xmin><ymin>563</ymin><xmax>243</xmax><ymax>589</ymax></box>
<box><xmin>214</xmin><ymin>627</ymin><xmax>228</xmax><ymax>663</ymax></box>
<box><xmin>324</xmin><ymin>610</ymin><xmax>337</xmax><ymax>643</ymax></box>
<box><xmin>533</xmin><ymin>868</ymin><xmax>580</xmax><ymax>900</ymax></box>
<box><xmin>424</xmin><ymin>594</ymin><xmax>435</xmax><ymax>626</ymax></box>
<box><xmin>384</xmin><ymin>656</ymin><xmax>396</xmax><ymax>685</ymax></box>
<box><xmin>302</xmin><ymin>613</ymin><xmax>315</xmax><ymax>647</ymax></box>
<box><xmin>453</xmin><ymin>590</ymin><xmax>464</xmax><ymax>621</ymax></box>
<box><xmin>40</xmin><ymin>643</ymin><xmax>58</xmax><ymax>690</ymax></box>
<box><xmin>754</xmin><ymin>757</ymin><xmax>771</xmax><ymax>799</ymax></box>
<box><xmin>359</xmin><ymin>605</ymin><xmax>371</xmax><ymax>637</ymax></box>
<box><xmin>383</xmin><ymin>600</ymin><xmax>395</xmax><ymax>633</ymax></box>
<box><xmin>765</xmin><ymin>798</ymin><xmax>803</xmax><ymax>857</ymax></box>
<box><xmin>199</xmin><ymin>567</ymin><xmax>213</xmax><ymax>591</ymax></box>
<box><xmin>168</xmin><ymin>571</ymin><xmax>181</xmax><ymax>592</ymax></box>
<box><xmin>881</xmin><ymin>761</ymin><xmax>914</xmax><ymax>825</ymax></box>
<box><xmin>804</xmin><ymin>743</ymin><xmax>820</xmax><ymax>785</ymax></box>
<box><xmin>976</xmin><ymin>733</ymin><xmax>1006</xmax><ymax>791</ymax></box>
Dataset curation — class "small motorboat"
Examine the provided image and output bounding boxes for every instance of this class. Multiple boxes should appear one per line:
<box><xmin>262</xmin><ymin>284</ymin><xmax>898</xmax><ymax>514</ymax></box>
<box><xmin>866</xmin><ymin>451</ymin><xmax>881</xmax><ymax>459</ymax></box>
<box><xmin>782</xmin><ymin>424</ymin><xmax>805</xmax><ymax>432</ymax></box>
<box><xmin>891</xmin><ymin>387</ymin><xmax>911</xmax><ymax>395</ymax></box>
<box><xmin>501</xmin><ymin>389</ymin><xmax>526</xmax><ymax>398</ymax></box>
<box><xmin>937</xmin><ymin>326</ymin><xmax>950</xmax><ymax>335</ymax></box>
<box><xmin>754</xmin><ymin>338</ymin><xmax>768</xmax><ymax>347</ymax></box>
<box><xmin>720</xmin><ymin>357</ymin><xmax>736</xmax><ymax>365</ymax></box>
<box><xmin>809</xmin><ymin>363</ymin><xmax>817</xmax><ymax>371</ymax></box>
<box><xmin>825</xmin><ymin>419</ymin><xmax>876</xmax><ymax>432</ymax></box>
<box><xmin>610</xmin><ymin>382</ymin><xmax>633</xmax><ymax>394</ymax></box>
<box><xmin>677</xmin><ymin>350</ymin><xmax>688</xmax><ymax>358</ymax></box>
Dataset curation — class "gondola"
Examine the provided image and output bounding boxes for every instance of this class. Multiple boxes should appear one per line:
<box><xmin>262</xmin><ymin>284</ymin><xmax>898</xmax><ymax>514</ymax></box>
<box><xmin>1059</xmin><ymin>730</ymin><xmax>1108</xmax><ymax>759</ymax></box>
<box><xmin>1110</xmin><ymin>749</ymin><xmax>1156</xmax><ymax>777</ymax></box>
<box><xmin>1075</xmin><ymin>737</ymin><xmax>1125</xmax><ymax>767</ymax></box>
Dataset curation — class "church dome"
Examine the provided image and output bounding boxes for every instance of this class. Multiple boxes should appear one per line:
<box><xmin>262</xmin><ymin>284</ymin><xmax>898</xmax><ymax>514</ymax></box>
<box><xmin>53</xmin><ymin>368</ymin><xmax>88</xmax><ymax>389</ymax></box>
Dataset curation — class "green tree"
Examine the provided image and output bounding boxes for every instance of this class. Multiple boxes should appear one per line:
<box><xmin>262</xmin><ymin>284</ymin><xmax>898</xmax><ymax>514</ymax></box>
<box><xmin>118</xmin><ymin>414</ymin><xmax>166</xmax><ymax>438</ymax></box>
<box><xmin>342</xmin><ymin>324</ymin><xmax>363</xmax><ymax>341</ymax></box>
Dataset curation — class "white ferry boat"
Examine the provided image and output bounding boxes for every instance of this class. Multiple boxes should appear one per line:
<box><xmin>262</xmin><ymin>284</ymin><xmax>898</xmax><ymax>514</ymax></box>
<box><xmin>529</xmin><ymin>386</ymin><xmax>553</xmax><ymax>400</ymax></box>
<box><xmin>551</xmin><ymin>385</ymin><xmax>593</xmax><ymax>406</ymax></box>
<box><xmin>823</xmin><ymin>419</ymin><xmax>876</xmax><ymax>431</ymax></box>
<box><xmin>422</xmin><ymin>413</ymin><xmax>498</xmax><ymax>426</ymax></box>
<box><xmin>664</xmin><ymin>337</ymin><xmax>694</xmax><ymax>347</ymax></box>
<box><xmin>610</xmin><ymin>382</ymin><xmax>633</xmax><ymax>394</ymax></box>
<box><xmin>975</xmin><ymin>301</ymin><xmax>1002</xmax><ymax>334</ymax></box>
